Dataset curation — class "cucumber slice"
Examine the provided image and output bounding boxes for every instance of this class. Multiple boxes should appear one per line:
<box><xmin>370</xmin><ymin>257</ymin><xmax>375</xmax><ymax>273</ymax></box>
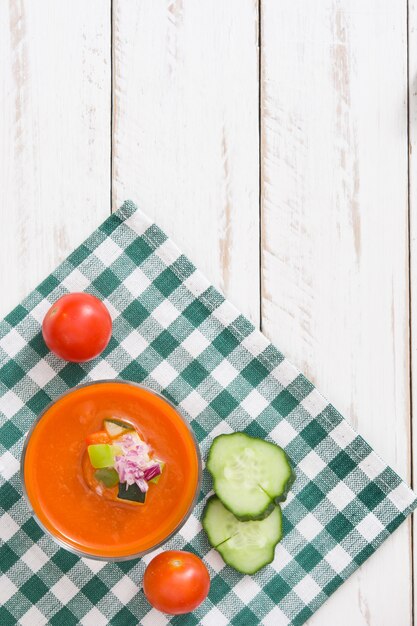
<box><xmin>87</xmin><ymin>444</ymin><xmax>121</xmax><ymax>469</ymax></box>
<box><xmin>104</xmin><ymin>418</ymin><xmax>134</xmax><ymax>438</ymax></box>
<box><xmin>207</xmin><ymin>433</ymin><xmax>295</xmax><ymax>520</ymax></box>
<box><xmin>202</xmin><ymin>496</ymin><xmax>282</xmax><ymax>574</ymax></box>
<box><xmin>117</xmin><ymin>482</ymin><xmax>146</xmax><ymax>504</ymax></box>
<box><xmin>94</xmin><ymin>468</ymin><xmax>119</xmax><ymax>487</ymax></box>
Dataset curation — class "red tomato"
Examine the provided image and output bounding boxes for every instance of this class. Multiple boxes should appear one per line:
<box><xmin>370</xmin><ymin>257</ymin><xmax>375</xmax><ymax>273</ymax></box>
<box><xmin>143</xmin><ymin>551</ymin><xmax>210</xmax><ymax>615</ymax></box>
<box><xmin>42</xmin><ymin>293</ymin><xmax>112</xmax><ymax>362</ymax></box>
<box><xmin>85</xmin><ymin>430</ymin><xmax>111</xmax><ymax>445</ymax></box>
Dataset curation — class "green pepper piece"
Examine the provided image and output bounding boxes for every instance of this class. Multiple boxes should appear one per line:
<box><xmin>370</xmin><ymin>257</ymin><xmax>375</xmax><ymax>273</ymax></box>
<box><xmin>94</xmin><ymin>468</ymin><xmax>119</xmax><ymax>487</ymax></box>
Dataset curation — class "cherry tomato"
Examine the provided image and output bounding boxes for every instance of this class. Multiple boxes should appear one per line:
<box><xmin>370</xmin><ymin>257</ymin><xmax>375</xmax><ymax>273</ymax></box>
<box><xmin>85</xmin><ymin>430</ymin><xmax>111</xmax><ymax>445</ymax></box>
<box><xmin>143</xmin><ymin>551</ymin><xmax>210</xmax><ymax>615</ymax></box>
<box><xmin>42</xmin><ymin>293</ymin><xmax>112</xmax><ymax>362</ymax></box>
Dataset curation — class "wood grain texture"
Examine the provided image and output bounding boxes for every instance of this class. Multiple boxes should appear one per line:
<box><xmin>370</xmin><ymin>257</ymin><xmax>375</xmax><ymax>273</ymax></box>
<box><xmin>112</xmin><ymin>0</ymin><xmax>260</xmax><ymax>324</ymax></box>
<box><xmin>0</xmin><ymin>1</ymin><xmax>414</xmax><ymax>622</ymax></box>
<box><xmin>261</xmin><ymin>2</ymin><xmax>412</xmax><ymax>625</ymax></box>
<box><xmin>0</xmin><ymin>0</ymin><xmax>111</xmax><ymax>319</ymax></box>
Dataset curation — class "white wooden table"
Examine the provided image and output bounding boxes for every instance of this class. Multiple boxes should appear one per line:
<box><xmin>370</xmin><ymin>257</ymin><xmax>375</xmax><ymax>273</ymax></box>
<box><xmin>1</xmin><ymin>2</ymin><xmax>415</xmax><ymax>624</ymax></box>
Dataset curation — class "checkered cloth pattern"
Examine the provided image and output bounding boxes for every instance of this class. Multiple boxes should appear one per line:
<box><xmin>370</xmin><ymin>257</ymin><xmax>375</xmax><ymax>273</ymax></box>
<box><xmin>0</xmin><ymin>201</ymin><xmax>416</xmax><ymax>626</ymax></box>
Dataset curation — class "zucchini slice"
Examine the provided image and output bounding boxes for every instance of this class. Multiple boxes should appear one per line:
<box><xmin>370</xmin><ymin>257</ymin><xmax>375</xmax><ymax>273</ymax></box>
<box><xmin>207</xmin><ymin>433</ymin><xmax>295</xmax><ymax>520</ymax></box>
<box><xmin>202</xmin><ymin>496</ymin><xmax>282</xmax><ymax>574</ymax></box>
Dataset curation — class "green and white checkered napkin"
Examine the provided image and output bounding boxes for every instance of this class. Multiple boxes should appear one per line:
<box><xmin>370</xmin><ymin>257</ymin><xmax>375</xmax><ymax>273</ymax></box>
<box><xmin>1</xmin><ymin>201</ymin><xmax>416</xmax><ymax>626</ymax></box>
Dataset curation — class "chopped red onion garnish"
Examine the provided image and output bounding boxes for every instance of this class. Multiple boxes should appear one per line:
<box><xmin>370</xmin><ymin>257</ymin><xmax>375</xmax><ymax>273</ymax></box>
<box><xmin>114</xmin><ymin>433</ymin><xmax>163</xmax><ymax>493</ymax></box>
<box><xmin>143</xmin><ymin>464</ymin><xmax>161</xmax><ymax>481</ymax></box>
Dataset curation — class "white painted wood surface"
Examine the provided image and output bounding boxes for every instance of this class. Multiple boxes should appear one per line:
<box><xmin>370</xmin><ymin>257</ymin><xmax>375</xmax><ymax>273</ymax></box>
<box><xmin>261</xmin><ymin>2</ymin><xmax>412</xmax><ymax>625</ymax></box>
<box><xmin>0</xmin><ymin>0</ymin><xmax>110</xmax><ymax>319</ymax></box>
<box><xmin>112</xmin><ymin>0</ymin><xmax>260</xmax><ymax>325</ymax></box>
<box><xmin>0</xmin><ymin>1</ymin><xmax>414</xmax><ymax>624</ymax></box>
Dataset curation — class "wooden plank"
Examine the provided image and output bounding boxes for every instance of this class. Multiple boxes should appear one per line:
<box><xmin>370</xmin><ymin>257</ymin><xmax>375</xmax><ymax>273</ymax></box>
<box><xmin>409</xmin><ymin>0</ymin><xmax>417</xmax><ymax>620</ymax></box>
<box><xmin>0</xmin><ymin>1</ymin><xmax>111</xmax><ymax>319</ymax></box>
<box><xmin>261</xmin><ymin>2</ymin><xmax>411</xmax><ymax>624</ymax></box>
<box><xmin>112</xmin><ymin>0</ymin><xmax>260</xmax><ymax>324</ymax></box>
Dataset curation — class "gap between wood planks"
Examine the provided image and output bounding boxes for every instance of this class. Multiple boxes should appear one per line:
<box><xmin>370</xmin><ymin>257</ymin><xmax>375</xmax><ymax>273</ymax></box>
<box><xmin>406</xmin><ymin>0</ymin><xmax>417</xmax><ymax>626</ymax></box>
<box><xmin>407</xmin><ymin>0</ymin><xmax>414</xmax><ymax>618</ymax></box>
<box><xmin>258</xmin><ymin>0</ymin><xmax>263</xmax><ymax>334</ymax></box>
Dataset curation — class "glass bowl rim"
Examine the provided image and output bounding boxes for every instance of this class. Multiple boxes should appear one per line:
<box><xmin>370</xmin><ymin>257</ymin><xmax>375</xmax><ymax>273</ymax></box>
<box><xmin>20</xmin><ymin>378</ymin><xmax>202</xmax><ymax>562</ymax></box>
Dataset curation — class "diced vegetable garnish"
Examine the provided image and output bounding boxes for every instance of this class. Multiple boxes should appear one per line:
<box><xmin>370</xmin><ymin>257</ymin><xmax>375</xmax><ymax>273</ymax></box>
<box><xmin>94</xmin><ymin>467</ymin><xmax>119</xmax><ymax>487</ymax></box>
<box><xmin>104</xmin><ymin>418</ymin><xmax>134</xmax><ymax>438</ymax></box>
<box><xmin>119</xmin><ymin>430</ymin><xmax>141</xmax><ymax>445</ymax></box>
<box><xmin>87</xmin><ymin>443</ymin><xmax>121</xmax><ymax>469</ymax></box>
<box><xmin>86</xmin><ymin>420</ymin><xmax>165</xmax><ymax>503</ymax></box>
<box><xmin>117</xmin><ymin>482</ymin><xmax>146</xmax><ymax>504</ymax></box>
<box><xmin>150</xmin><ymin>461</ymin><xmax>165</xmax><ymax>484</ymax></box>
<box><xmin>114</xmin><ymin>433</ymin><xmax>155</xmax><ymax>492</ymax></box>
<box><xmin>86</xmin><ymin>430</ymin><xmax>111</xmax><ymax>446</ymax></box>
<box><xmin>202</xmin><ymin>496</ymin><xmax>283</xmax><ymax>574</ymax></box>
<box><xmin>207</xmin><ymin>433</ymin><xmax>295</xmax><ymax>520</ymax></box>
<box><xmin>143</xmin><ymin>464</ymin><xmax>161</xmax><ymax>481</ymax></box>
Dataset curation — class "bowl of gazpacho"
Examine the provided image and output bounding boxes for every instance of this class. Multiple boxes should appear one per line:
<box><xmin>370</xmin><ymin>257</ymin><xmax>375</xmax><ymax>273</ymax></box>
<box><xmin>21</xmin><ymin>380</ymin><xmax>201</xmax><ymax>560</ymax></box>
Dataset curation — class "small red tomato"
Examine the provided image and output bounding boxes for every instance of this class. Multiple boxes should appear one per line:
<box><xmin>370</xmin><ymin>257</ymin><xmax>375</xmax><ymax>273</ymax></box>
<box><xmin>85</xmin><ymin>430</ymin><xmax>111</xmax><ymax>445</ymax></box>
<box><xmin>42</xmin><ymin>293</ymin><xmax>112</xmax><ymax>362</ymax></box>
<box><xmin>143</xmin><ymin>551</ymin><xmax>210</xmax><ymax>615</ymax></box>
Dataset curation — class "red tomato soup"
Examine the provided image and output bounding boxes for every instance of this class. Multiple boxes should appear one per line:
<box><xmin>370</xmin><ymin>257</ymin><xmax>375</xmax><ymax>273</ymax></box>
<box><xmin>23</xmin><ymin>382</ymin><xmax>201</xmax><ymax>558</ymax></box>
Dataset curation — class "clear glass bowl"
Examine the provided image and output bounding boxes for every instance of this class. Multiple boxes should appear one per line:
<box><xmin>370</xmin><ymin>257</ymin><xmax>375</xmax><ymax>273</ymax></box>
<box><xmin>21</xmin><ymin>380</ymin><xmax>202</xmax><ymax>561</ymax></box>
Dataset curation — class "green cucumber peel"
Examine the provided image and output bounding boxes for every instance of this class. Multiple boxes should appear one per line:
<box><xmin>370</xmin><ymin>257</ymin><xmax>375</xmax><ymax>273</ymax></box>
<box><xmin>104</xmin><ymin>418</ymin><xmax>134</xmax><ymax>438</ymax></box>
